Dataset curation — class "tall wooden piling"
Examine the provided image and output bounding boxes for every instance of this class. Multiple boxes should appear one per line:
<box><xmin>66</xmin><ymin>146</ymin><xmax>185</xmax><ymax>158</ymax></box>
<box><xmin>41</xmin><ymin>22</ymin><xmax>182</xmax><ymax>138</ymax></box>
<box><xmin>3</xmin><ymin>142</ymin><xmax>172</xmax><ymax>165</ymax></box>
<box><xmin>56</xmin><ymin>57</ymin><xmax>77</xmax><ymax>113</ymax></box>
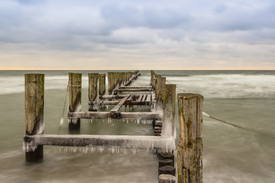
<box><xmin>155</xmin><ymin>76</ymin><xmax>166</xmax><ymax>111</ymax></box>
<box><xmin>150</xmin><ymin>70</ymin><xmax>156</xmax><ymax>86</ymax></box>
<box><xmin>99</xmin><ymin>74</ymin><xmax>106</xmax><ymax>96</ymax></box>
<box><xmin>126</xmin><ymin>72</ymin><xmax>131</xmax><ymax>83</ymax></box>
<box><xmin>177</xmin><ymin>93</ymin><xmax>203</xmax><ymax>183</ymax></box>
<box><xmin>25</xmin><ymin>73</ymin><xmax>44</xmax><ymax>162</ymax></box>
<box><xmin>69</xmin><ymin>73</ymin><xmax>82</xmax><ymax>131</ymax></box>
<box><xmin>162</xmin><ymin>84</ymin><xmax>176</xmax><ymax>137</ymax></box>
<box><xmin>88</xmin><ymin>73</ymin><xmax>98</xmax><ymax>111</ymax></box>
<box><xmin>119</xmin><ymin>72</ymin><xmax>124</xmax><ymax>86</ymax></box>
<box><xmin>108</xmin><ymin>72</ymin><xmax>114</xmax><ymax>94</ymax></box>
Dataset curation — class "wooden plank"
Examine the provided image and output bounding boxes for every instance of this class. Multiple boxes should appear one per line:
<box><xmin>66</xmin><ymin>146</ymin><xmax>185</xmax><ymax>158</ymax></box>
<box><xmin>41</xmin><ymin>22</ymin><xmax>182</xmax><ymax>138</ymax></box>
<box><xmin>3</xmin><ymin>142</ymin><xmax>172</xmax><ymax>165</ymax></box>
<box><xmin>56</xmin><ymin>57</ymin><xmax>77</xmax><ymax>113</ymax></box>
<box><xmin>68</xmin><ymin>111</ymin><xmax>162</xmax><ymax>120</ymax></box>
<box><xmin>145</xmin><ymin>94</ymin><xmax>151</xmax><ymax>103</ymax></box>
<box><xmin>24</xmin><ymin>134</ymin><xmax>175</xmax><ymax>152</ymax></box>
<box><xmin>142</xmin><ymin>94</ymin><xmax>147</xmax><ymax>102</ymax></box>
<box><xmin>138</xmin><ymin>94</ymin><xmax>143</xmax><ymax>102</ymax></box>
<box><xmin>110</xmin><ymin>94</ymin><xmax>131</xmax><ymax>113</ymax></box>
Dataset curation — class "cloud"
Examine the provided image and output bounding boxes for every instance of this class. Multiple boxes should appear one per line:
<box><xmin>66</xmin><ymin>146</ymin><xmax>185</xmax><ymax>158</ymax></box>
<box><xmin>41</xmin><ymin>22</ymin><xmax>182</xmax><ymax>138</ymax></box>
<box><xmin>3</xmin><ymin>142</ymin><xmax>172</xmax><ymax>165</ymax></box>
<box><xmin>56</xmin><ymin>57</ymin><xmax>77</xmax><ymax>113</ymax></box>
<box><xmin>100</xmin><ymin>3</ymin><xmax>191</xmax><ymax>29</ymax></box>
<box><xmin>0</xmin><ymin>0</ymin><xmax>275</xmax><ymax>69</ymax></box>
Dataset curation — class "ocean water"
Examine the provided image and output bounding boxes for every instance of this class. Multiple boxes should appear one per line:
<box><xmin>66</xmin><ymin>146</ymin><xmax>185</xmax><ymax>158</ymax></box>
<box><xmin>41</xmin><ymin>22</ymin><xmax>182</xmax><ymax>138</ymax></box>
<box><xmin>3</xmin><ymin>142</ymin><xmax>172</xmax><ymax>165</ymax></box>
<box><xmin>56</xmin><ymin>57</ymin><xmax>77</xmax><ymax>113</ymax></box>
<box><xmin>0</xmin><ymin>70</ymin><xmax>274</xmax><ymax>182</ymax></box>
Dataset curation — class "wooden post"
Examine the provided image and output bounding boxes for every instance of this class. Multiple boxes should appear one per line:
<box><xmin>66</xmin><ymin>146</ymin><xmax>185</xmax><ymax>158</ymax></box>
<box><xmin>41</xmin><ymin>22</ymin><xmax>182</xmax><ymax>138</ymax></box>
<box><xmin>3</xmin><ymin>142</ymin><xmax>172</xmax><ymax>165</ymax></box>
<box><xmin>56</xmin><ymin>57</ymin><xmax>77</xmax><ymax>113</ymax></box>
<box><xmin>155</xmin><ymin>76</ymin><xmax>166</xmax><ymax>111</ymax></box>
<box><xmin>88</xmin><ymin>73</ymin><xmax>98</xmax><ymax>111</ymax></box>
<box><xmin>123</xmin><ymin>72</ymin><xmax>127</xmax><ymax>85</ymax></box>
<box><xmin>177</xmin><ymin>93</ymin><xmax>203</xmax><ymax>183</ymax></box>
<box><xmin>119</xmin><ymin>72</ymin><xmax>124</xmax><ymax>86</ymax></box>
<box><xmin>108</xmin><ymin>72</ymin><xmax>112</xmax><ymax>94</ymax></box>
<box><xmin>150</xmin><ymin>70</ymin><xmax>155</xmax><ymax>86</ymax></box>
<box><xmin>162</xmin><ymin>84</ymin><xmax>176</xmax><ymax>138</ymax></box>
<box><xmin>25</xmin><ymin>73</ymin><xmax>44</xmax><ymax>162</ymax></box>
<box><xmin>99</xmin><ymin>74</ymin><xmax>106</xmax><ymax>97</ymax></box>
<box><xmin>69</xmin><ymin>73</ymin><xmax>82</xmax><ymax>131</ymax></box>
<box><xmin>126</xmin><ymin>72</ymin><xmax>131</xmax><ymax>82</ymax></box>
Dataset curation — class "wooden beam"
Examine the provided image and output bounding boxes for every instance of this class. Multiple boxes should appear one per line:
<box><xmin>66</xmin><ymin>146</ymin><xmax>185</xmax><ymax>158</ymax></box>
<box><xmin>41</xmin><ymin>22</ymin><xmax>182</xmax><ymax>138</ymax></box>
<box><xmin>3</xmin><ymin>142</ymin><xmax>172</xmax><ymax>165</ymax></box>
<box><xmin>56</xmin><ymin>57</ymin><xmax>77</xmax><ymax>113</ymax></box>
<box><xmin>24</xmin><ymin>134</ymin><xmax>175</xmax><ymax>152</ymax></box>
<box><xmin>110</xmin><ymin>94</ymin><xmax>131</xmax><ymax>113</ymax></box>
<box><xmin>115</xmin><ymin>88</ymin><xmax>152</xmax><ymax>92</ymax></box>
<box><xmin>99</xmin><ymin>95</ymin><xmax>140</xmax><ymax>99</ymax></box>
<box><xmin>68</xmin><ymin>111</ymin><xmax>162</xmax><ymax>120</ymax></box>
<box><xmin>89</xmin><ymin>101</ymin><xmax>153</xmax><ymax>106</ymax></box>
<box><xmin>119</xmin><ymin>86</ymin><xmax>152</xmax><ymax>90</ymax></box>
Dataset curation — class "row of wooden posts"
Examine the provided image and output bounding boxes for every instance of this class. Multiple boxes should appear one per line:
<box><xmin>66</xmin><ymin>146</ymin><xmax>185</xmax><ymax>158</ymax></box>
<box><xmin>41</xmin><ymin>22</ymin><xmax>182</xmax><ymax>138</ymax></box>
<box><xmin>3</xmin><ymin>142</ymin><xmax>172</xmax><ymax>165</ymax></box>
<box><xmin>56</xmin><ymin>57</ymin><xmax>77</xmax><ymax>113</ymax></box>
<box><xmin>150</xmin><ymin>71</ymin><xmax>203</xmax><ymax>183</ymax></box>
<box><xmin>24</xmin><ymin>70</ymin><xmax>203</xmax><ymax>183</ymax></box>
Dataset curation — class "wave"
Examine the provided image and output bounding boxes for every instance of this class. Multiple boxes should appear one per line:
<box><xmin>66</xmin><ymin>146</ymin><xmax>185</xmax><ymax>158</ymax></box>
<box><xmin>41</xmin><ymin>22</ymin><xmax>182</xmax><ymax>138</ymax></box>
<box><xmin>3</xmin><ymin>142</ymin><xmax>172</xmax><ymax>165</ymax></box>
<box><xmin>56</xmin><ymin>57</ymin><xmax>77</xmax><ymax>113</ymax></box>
<box><xmin>1</xmin><ymin>73</ymin><xmax>275</xmax><ymax>98</ymax></box>
<box><xmin>167</xmin><ymin>74</ymin><xmax>275</xmax><ymax>98</ymax></box>
<box><xmin>0</xmin><ymin>75</ymin><xmax>89</xmax><ymax>95</ymax></box>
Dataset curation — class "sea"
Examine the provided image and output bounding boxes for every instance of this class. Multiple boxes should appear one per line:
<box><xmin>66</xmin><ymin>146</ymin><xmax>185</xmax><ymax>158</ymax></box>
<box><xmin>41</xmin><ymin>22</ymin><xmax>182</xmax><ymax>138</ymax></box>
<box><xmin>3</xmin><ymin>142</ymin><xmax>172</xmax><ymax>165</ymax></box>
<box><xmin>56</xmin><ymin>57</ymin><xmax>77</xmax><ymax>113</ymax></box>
<box><xmin>0</xmin><ymin>70</ymin><xmax>274</xmax><ymax>183</ymax></box>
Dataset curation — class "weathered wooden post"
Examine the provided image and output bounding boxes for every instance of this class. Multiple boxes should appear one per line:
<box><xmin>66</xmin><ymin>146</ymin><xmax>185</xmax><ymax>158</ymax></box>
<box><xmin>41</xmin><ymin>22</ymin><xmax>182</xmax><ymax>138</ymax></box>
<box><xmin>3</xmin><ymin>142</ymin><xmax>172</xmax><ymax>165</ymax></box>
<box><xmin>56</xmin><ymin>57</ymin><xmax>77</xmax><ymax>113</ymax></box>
<box><xmin>108</xmin><ymin>72</ymin><xmax>112</xmax><ymax>94</ymax></box>
<box><xmin>88</xmin><ymin>73</ymin><xmax>98</xmax><ymax>111</ymax></box>
<box><xmin>25</xmin><ymin>73</ymin><xmax>44</xmax><ymax>162</ymax></box>
<box><xmin>69</xmin><ymin>73</ymin><xmax>82</xmax><ymax>131</ymax></box>
<box><xmin>155</xmin><ymin>76</ymin><xmax>166</xmax><ymax>111</ymax></box>
<box><xmin>99</xmin><ymin>74</ymin><xmax>106</xmax><ymax>97</ymax></box>
<box><xmin>123</xmin><ymin>72</ymin><xmax>127</xmax><ymax>85</ymax></box>
<box><xmin>162</xmin><ymin>84</ymin><xmax>176</xmax><ymax>137</ymax></box>
<box><xmin>150</xmin><ymin>70</ymin><xmax>156</xmax><ymax>86</ymax></box>
<box><xmin>177</xmin><ymin>93</ymin><xmax>203</xmax><ymax>183</ymax></box>
<box><xmin>113</xmin><ymin>72</ymin><xmax>118</xmax><ymax>94</ymax></box>
<box><xmin>119</xmin><ymin>72</ymin><xmax>124</xmax><ymax>86</ymax></box>
<box><xmin>126</xmin><ymin>72</ymin><xmax>131</xmax><ymax>83</ymax></box>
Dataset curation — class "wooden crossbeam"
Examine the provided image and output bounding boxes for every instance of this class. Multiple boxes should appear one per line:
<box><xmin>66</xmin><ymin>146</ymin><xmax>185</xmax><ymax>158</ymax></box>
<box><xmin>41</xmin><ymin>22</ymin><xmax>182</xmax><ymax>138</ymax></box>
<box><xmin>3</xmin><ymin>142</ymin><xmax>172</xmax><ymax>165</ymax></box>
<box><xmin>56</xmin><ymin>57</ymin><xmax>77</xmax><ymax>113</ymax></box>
<box><xmin>24</xmin><ymin>134</ymin><xmax>175</xmax><ymax>152</ymax></box>
<box><xmin>119</xmin><ymin>86</ymin><xmax>152</xmax><ymax>90</ymax></box>
<box><xmin>98</xmin><ymin>95</ymin><xmax>140</xmax><ymax>99</ymax></box>
<box><xmin>68</xmin><ymin>111</ymin><xmax>162</xmax><ymax>120</ymax></box>
<box><xmin>89</xmin><ymin>101</ymin><xmax>154</xmax><ymax>106</ymax></box>
<box><xmin>115</xmin><ymin>88</ymin><xmax>152</xmax><ymax>92</ymax></box>
<box><xmin>110</xmin><ymin>95</ymin><xmax>131</xmax><ymax>113</ymax></box>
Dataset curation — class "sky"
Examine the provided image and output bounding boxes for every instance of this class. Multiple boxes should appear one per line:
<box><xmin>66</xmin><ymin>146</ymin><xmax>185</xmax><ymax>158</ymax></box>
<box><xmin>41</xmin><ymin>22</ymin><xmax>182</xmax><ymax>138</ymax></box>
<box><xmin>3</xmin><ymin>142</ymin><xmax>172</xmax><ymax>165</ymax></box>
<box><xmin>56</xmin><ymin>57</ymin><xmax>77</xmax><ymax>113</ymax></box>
<box><xmin>0</xmin><ymin>0</ymin><xmax>275</xmax><ymax>70</ymax></box>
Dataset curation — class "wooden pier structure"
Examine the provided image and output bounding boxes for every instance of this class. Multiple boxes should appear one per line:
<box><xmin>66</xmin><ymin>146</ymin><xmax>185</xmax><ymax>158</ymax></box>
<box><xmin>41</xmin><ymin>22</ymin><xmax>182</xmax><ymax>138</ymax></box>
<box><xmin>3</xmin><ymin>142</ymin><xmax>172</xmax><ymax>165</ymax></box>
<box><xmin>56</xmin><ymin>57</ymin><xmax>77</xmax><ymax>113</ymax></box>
<box><xmin>24</xmin><ymin>70</ymin><xmax>203</xmax><ymax>183</ymax></box>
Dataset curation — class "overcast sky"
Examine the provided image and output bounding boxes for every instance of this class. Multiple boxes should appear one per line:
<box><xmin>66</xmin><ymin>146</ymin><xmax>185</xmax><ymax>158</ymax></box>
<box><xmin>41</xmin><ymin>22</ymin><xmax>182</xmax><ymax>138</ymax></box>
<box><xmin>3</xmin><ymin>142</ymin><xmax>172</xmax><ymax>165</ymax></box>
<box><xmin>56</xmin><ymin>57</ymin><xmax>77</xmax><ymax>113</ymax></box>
<box><xmin>0</xmin><ymin>0</ymin><xmax>275</xmax><ymax>70</ymax></box>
